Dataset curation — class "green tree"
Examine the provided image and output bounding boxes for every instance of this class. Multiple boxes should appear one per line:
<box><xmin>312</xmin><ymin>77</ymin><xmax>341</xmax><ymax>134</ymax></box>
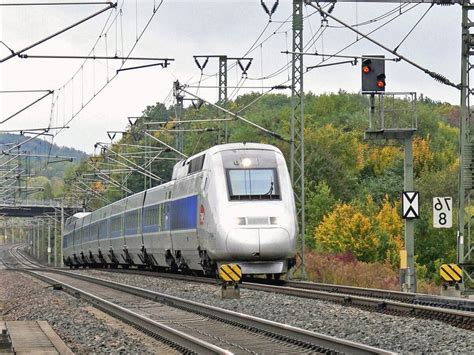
<box><xmin>305</xmin><ymin>180</ymin><xmax>337</xmax><ymax>249</ymax></box>
<box><xmin>305</xmin><ymin>124</ymin><xmax>362</xmax><ymax>201</ymax></box>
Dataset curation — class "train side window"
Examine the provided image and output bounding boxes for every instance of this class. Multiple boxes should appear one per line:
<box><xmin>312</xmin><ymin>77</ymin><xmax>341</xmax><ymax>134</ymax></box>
<box><xmin>111</xmin><ymin>215</ymin><xmax>123</xmax><ymax>237</ymax></box>
<box><xmin>188</xmin><ymin>154</ymin><xmax>205</xmax><ymax>175</ymax></box>
<box><xmin>125</xmin><ymin>210</ymin><xmax>140</xmax><ymax>235</ymax></box>
<box><xmin>143</xmin><ymin>206</ymin><xmax>159</xmax><ymax>233</ymax></box>
<box><xmin>84</xmin><ymin>225</ymin><xmax>90</xmax><ymax>242</ymax></box>
<box><xmin>99</xmin><ymin>220</ymin><xmax>108</xmax><ymax>239</ymax></box>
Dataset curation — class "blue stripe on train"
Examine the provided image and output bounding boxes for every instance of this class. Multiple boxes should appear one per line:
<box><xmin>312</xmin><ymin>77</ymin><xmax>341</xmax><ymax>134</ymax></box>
<box><xmin>170</xmin><ymin>195</ymin><xmax>198</xmax><ymax>230</ymax></box>
<box><xmin>67</xmin><ymin>195</ymin><xmax>199</xmax><ymax>245</ymax></box>
<box><xmin>142</xmin><ymin>195</ymin><xmax>198</xmax><ymax>233</ymax></box>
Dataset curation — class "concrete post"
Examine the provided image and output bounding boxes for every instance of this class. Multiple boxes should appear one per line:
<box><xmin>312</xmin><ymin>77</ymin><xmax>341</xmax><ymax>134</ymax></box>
<box><xmin>54</xmin><ymin>208</ymin><xmax>58</xmax><ymax>267</ymax></box>
<box><xmin>61</xmin><ymin>200</ymin><xmax>64</xmax><ymax>267</ymax></box>
<box><xmin>36</xmin><ymin>223</ymin><xmax>40</xmax><ymax>260</ymax></box>
<box><xmin>48</xmin><ymin>221</ymin><xmax>51</xmax><ymax>266</ymax></box>
<box><xmin>404</xmin><ymin>135</ymin><xmax>416</xmax><ymax>293</ymax></box>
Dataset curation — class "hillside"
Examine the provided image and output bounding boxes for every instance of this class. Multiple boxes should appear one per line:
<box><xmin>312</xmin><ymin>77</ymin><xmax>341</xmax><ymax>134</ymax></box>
<box><xmin>0</xmin><ymin>133</ymin><xmax>87</xmax><ymax>179</ymax></box>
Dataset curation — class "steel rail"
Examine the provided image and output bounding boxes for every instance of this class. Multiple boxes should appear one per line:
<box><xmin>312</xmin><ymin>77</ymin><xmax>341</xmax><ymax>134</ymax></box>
<box><xmin>31</xmin><ymin>269</ymin><xmax>392</xmax><ymax>355</ymax></box>
<box><xmin>278</xmin><ymin>279</ymin><xmax>474</xmax><ymax>310</ymax></box>
<box><xmin>9</xmin><ymin>248</ymin><xmax>392</xmax><ymax>353</ymax></box>
<box><xmin>91</xmin><ymin>268</ymin><xmax>474</xmax><ymax>327</ymax></box>
<box><xmin>22</xmin><ymin>270</ymin><xmax>231</xmax><ymax>355</ymax></box>
<box><xmin>14</xmin><ymin>246</ymin><xmax>474</xmax><ymax>329</ymax></box>
<box><xmin>95</xmin><ymin>268</ymin><xmax>474</xmax><ymax>310</ymax></box>
<box><xmin>244</xmin><ymin>282</ymin><xmax>473</xmax><ymax>326</ymax></box>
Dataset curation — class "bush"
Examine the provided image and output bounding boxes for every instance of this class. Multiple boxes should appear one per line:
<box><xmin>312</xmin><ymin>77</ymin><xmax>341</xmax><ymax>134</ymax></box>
<box><xmin>304</xmin><ymin>251</ymin><xmax>399</xmax><ymax>289</ymax></box>
<box><xmin>303</xmin><ymin>251</ymin><xmax>439</xmax><ymax>294</ymax></box>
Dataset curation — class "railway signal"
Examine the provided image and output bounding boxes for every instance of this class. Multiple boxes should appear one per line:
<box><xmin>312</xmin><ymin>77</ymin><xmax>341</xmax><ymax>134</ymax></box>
<box><xmin>361</xmin><ymin>55</ymin><xmax>385</xmax><ymax>93</ymax></box>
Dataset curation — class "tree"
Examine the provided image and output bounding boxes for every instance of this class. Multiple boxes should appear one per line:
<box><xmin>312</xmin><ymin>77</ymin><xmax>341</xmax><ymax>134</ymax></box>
<box><xmin>42</xmin><ymin>181</ymin><xmax>53</xmax><ymax>200</ymax></box>
<box><xmin>305</xmin><ymin>124</ymin><xmax>362</xmax><ymax>201</ymax></box>
<box><xmin>315</xmin><ymin>203</ymin><xmax>380</xmax><ymax>262</ymax></box>
<box><xmin>315</xmin><ymin>196</ymin><xmax>403</xmax><ymax>266</ymax></box>
<box><xmin>305</xmin><ymin>180</ymin><xmax>337</xmax><ymax>249</ymax></box>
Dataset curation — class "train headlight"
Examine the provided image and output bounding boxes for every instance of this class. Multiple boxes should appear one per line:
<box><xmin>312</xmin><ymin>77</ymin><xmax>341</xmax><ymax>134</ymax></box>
<box><xmin>270</xmin><ymin>217</ymin><xmax>278</xmax><ymax>225</ymax></box>
<box><xmin>236</xmin><ymin>217</ymin><xmax>246</xmax><ymax>225</ymax></box>
<box><xmin>241</xmin><ymin>158</ymin><xmax>252</xmax><ymax>168</ymax></box>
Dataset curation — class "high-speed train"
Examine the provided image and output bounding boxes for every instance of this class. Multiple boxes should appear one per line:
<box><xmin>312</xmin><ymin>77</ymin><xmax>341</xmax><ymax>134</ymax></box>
<box><xmin>63</xmin><ymin>143</ymin><xmax>297</xmax><ymax>277</ymax></box>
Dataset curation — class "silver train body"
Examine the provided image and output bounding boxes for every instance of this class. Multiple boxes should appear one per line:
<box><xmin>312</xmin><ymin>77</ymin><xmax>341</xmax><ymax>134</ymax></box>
<box><xmin>62</xmin><ymin>143</ymin><xmax>297</xmax><ymax>275</ymax></box>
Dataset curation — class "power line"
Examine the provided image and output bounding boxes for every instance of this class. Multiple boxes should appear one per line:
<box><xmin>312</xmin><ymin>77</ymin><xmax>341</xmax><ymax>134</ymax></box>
<box><xmin>0</xmin><ymin>2</ymin><xmax>116</xmax><ymax>63</ymax></box>
<box><xmin>307</xmin><ymin>1</ymin><xmax>459</xmax><ymax>89</ymax></box>
<box><xmin>52</xmin><ymin>0</ymin><xmax>167</xmax><ymax>138</ymax></box>
<box><xmin>0</xmin><ymin>1</ymin><xmax>113</xmax><ymax>6</ymax></box>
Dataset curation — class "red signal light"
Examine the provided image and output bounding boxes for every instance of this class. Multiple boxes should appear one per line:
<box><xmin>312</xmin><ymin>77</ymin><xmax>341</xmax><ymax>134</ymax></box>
<box><xmin>376</xmin><ymin>73</ymin><xmax>386</xmax><ymax>89</ymax></box>
<box><xmin>362</xmin><ymin>66</ymin><xmax>371</xmax><ymax>74</ymax></box>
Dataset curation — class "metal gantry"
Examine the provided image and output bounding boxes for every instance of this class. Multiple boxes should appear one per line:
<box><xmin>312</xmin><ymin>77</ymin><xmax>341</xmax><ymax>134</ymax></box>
<box><xmin>193</xmin><ymin>55</ymin><xmax>252</xmax><ymax>144</ymax></box>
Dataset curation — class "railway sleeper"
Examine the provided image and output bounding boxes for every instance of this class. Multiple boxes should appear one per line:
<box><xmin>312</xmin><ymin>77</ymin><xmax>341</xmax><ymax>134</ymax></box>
<box><xmin>167</xmin><ymin>302</ymin><xmax>330</xmax><ymax>353</ymax></box>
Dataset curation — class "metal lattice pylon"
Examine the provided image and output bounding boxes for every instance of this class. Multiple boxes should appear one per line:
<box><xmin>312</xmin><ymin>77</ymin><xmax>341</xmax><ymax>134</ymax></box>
<box><xmin>219</xmin><ymin>56</ymin><xmax>228</xmax><ymax>143</ymax></box>
<box><xmin>291</xmin><ymin>0</ymin><xmax>305</xmax><ymax>279</ymax></box>
<box><xmin>458</xmin><ymin>1</ymin><xmax>474</xmax><ymax>294</ymax></box>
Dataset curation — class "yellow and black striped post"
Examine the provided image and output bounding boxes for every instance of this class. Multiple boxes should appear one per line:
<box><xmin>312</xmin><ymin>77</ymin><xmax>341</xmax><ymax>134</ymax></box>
<box><xmin>440</xmin><ymin>263</ymin><xmax>463</xmax><ymax>283</ymax></box>
<box><xmin>439</xmin><ymin>263</ymin><xmax>463</xmax><ymax>297</ymax></box>
<box><xmin>219</xmin><ymin>264</ymin><xmax>242</xmax><ymax>299</ymax></box>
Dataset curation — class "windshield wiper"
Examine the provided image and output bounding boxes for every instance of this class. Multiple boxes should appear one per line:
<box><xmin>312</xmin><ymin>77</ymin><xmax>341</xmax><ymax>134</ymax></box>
<box><xmin>264</xmin><ymin>181</ymin><xmax>274</xmax><ymax>196</ymax></box>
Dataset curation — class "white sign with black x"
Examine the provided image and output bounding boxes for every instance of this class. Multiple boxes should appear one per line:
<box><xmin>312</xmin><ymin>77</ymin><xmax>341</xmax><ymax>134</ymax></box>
<box><xmin>402</xmin><ymin>191</ymin><xmax>419</xmax><ymax>219</ymax></box>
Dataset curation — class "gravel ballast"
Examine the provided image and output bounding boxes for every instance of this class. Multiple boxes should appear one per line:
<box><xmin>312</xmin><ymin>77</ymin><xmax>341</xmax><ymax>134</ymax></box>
<box><xmin>0</xmin><ymin>270</ymin><xmax>177</xmax><ymax>354</ymax></box>
<box><xmin>73</xmin><ymin>269</ymin><xmax>473</xmax><ymax>353</ymax></box>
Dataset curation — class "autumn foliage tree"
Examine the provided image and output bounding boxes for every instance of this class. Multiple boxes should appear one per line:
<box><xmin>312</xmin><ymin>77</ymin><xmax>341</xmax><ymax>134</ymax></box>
<box><xmin>315</xmin><ymin>196</ymin><xmax>403</xmax><ymax>267</ymax></box>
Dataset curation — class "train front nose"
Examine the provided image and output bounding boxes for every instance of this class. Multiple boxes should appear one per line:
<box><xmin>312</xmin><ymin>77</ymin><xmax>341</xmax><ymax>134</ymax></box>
<box><xmin>226</xmin><ymin>227</ymin><xmax>291</xmax><ymax>259</ymax></box>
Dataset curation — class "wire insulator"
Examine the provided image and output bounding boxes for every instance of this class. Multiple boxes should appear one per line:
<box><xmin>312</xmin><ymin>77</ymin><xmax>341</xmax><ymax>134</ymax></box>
<box><xmin>427</xmin><ymin>71</ymin><xmax>458</xmax><ymax>89</ymax></box>
<box><xmin>261</xmin><ymin>0</ymin><xmax>279</xmax><ymax>18</ymax></box>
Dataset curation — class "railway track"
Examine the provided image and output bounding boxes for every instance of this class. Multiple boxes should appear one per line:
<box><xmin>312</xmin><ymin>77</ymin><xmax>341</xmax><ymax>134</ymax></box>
<box><xmin>80</xmin><ymin>266</ymin><xmax>474</xmax><ymax>330</ymax></box>
<box><xmin>6</xmin><ymin>247</ymin><xmax>392</xmax><ymax>354</ymax></box>
<box><xmin>9</xmin><ymin>245</ymin><xmax>474</xmax><ymax>331</ymax></box>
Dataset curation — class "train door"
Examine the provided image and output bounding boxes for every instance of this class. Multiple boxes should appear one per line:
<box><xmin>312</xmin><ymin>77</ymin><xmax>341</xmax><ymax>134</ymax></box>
<box><xmin>164</xmin><ymin>187</ymin><xmax>176</xmax><ymax>269</ymax></box>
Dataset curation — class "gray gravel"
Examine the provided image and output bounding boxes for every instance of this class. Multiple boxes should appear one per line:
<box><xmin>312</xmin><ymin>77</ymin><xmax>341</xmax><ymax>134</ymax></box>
<box><xmin>0</xmin><ymin>269</ymin><xmax>177</xmax><ymax>354</ymax></box>
<box><xmin>73</xmin><ymin>269</ymin><xmax>474</xmax><ymax>353</ymax></box>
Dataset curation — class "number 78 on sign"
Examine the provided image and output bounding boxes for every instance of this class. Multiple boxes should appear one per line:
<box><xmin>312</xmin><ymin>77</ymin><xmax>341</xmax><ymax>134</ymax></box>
<box><xmin>433</xmin><ymin>197</ymin><xmax>452</xmax><ymax>228</ymax></box>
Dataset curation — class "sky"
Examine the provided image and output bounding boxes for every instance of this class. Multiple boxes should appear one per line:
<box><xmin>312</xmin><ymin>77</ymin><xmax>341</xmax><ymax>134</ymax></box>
<box><xmin>0</xmin><ymin>0</ymin><xmax>462</xmax><ymax>154</ymax></box>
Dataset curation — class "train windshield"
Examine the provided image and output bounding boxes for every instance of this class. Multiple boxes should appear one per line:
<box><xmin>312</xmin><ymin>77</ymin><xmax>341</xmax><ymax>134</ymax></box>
<box><xmin>227</xmin><ymin>168</ymin><xmax>280</xmax><ymax>200</ymax></box>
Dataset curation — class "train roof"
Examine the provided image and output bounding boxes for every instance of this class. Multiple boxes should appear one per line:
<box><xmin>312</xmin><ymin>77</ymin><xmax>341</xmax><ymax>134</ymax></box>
<box><xmin>68</xmin><ymin>143</ymin><xmax>282</xmax><ymax>225</ymax></box>
<box><xmin>193</xmin><ymin>142</ymin><xmax>281</xmax><ymax>159</ymax></box>
<box><xmin>65</xmin><ymin>212</ymin><xmax>91</xmax><ymax>226</ymax></box>
<box><xmin>172</xmin><ymin>142</ymin><xmax>282</xmax><ymax>180</ymax></box>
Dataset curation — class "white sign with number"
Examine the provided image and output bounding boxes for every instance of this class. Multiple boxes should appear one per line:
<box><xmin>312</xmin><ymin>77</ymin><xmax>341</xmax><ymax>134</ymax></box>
<box><xmin>433</xmin><ymin>197</ymin><xmax>452</xmax><ymax>228</ymax></box>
